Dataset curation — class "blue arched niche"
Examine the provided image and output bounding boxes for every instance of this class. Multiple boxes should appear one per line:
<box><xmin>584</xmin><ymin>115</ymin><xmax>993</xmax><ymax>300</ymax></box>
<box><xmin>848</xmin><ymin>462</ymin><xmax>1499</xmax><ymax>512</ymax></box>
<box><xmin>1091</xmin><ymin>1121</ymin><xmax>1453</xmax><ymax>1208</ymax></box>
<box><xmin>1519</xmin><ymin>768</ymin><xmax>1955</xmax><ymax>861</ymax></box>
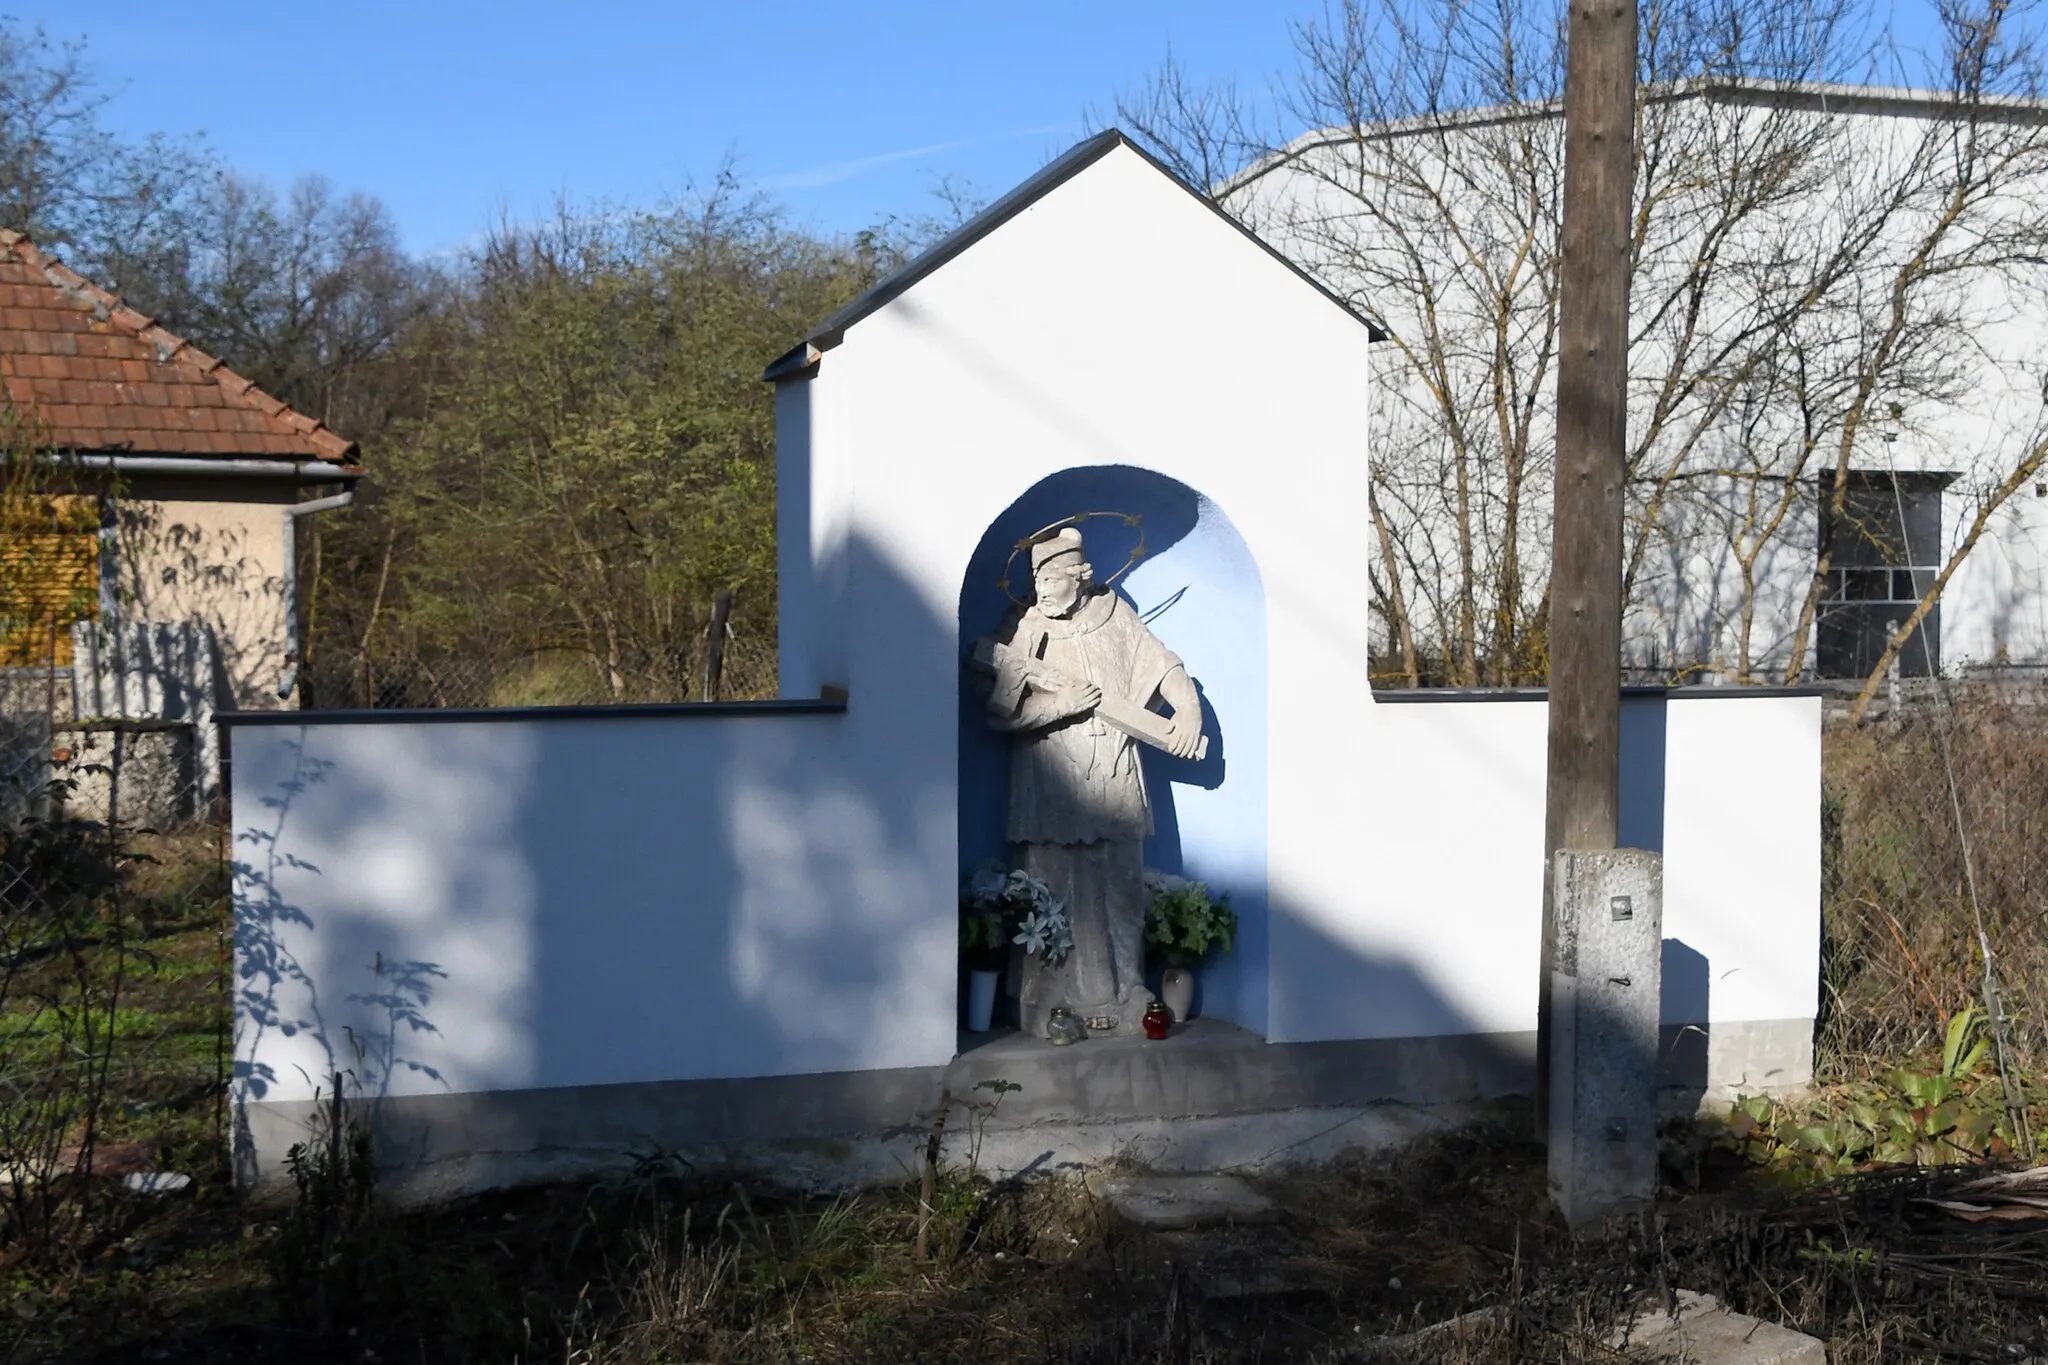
<box><xmin>957</xmin><ymin>465</ymin><xmax>1270</xmax><ymax>1035</ymax></box>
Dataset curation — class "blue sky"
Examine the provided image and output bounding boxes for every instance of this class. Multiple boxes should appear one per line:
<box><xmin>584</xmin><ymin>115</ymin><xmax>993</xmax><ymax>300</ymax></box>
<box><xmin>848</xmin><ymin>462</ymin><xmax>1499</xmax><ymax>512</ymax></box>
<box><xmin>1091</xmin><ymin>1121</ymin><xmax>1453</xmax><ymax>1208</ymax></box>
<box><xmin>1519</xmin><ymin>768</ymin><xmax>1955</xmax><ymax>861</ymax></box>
<box><xmin>40</xmin><ymin>1</ymin><xmax>1299</xmax><ymax>255</ymax></box>
<box><xmin>38</xmin><ymin>2</ymin><xmax>1958</xmax><ymax>257</ymax></box>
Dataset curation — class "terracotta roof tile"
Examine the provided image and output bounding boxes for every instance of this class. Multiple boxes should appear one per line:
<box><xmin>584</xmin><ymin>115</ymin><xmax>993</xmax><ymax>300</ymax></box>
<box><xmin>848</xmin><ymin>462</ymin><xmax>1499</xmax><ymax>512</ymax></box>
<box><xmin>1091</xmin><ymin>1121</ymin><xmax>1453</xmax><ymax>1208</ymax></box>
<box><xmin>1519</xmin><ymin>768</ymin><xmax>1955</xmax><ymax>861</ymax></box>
<box><xmin>0</xmin><ymin>229</ymin><xmax>359</xmax><ymax>466</ymax></box>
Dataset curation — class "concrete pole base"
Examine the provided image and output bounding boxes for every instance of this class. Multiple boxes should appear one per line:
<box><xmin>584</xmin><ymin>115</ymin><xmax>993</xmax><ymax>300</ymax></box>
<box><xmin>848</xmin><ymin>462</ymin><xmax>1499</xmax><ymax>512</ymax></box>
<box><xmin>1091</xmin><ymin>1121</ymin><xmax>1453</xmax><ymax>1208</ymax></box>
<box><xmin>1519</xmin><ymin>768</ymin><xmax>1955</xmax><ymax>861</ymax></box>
<box><xmin>1548</xmin><ymin>848</ymin><xmax>1663</xmax><ymax>1228</ymax></box>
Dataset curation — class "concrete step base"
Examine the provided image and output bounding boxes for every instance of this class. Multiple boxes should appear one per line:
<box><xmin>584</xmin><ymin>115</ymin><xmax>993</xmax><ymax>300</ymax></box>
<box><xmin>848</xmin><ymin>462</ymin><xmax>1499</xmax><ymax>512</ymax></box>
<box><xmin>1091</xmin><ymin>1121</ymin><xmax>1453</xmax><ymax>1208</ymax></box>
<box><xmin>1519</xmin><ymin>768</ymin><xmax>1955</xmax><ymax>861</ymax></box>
<box><xmin>1609</xmin><ymin>1290</ymin><xmax>1825</xmax><ymax>1364</ymax></box>
<box><xmin>945</xmin><ymin>1018</ymin><xmax>1533</xmax><ymax>1128</ymax></box>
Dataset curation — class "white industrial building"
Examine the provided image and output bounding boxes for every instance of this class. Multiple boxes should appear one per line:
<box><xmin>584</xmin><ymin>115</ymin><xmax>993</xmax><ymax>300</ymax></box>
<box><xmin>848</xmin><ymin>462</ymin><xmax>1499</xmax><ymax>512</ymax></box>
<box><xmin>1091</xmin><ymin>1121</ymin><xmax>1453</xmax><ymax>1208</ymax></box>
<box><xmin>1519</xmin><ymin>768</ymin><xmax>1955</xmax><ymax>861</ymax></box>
<box><xmin>1227</xmin><ymin>80</ymin><xmax>2048</xmax><ymax>684</ymax></box>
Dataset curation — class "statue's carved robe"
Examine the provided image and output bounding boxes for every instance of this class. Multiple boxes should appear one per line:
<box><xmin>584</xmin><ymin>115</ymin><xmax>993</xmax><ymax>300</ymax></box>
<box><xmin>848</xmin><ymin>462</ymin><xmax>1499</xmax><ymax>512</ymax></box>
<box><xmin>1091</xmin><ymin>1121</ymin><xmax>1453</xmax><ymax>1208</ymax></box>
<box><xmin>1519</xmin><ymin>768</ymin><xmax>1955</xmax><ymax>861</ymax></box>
<box><xmin>986</xmin><ymin>587</ymin><xmax>1180</xmax><ymax>1036</ymax></box>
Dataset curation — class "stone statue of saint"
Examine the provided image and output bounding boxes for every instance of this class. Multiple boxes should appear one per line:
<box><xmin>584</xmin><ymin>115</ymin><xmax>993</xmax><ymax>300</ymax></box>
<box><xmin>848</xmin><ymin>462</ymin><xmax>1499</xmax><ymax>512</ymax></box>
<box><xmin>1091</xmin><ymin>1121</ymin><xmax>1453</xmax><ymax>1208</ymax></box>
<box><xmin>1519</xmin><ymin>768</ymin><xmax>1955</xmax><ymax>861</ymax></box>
<box><xmin>973</xmin><ymin>526</ymin><xmax>1204</xmax><ymax>1039</ymax></box>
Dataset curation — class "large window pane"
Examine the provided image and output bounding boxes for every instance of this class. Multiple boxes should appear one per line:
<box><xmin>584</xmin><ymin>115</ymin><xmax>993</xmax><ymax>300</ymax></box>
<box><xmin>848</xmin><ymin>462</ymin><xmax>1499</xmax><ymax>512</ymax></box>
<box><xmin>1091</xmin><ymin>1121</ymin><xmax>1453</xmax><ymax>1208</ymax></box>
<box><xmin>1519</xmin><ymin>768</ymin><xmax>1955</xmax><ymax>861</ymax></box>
<box><xmin>1816</xmin><ymin>471</ymin><xmax>1949</xmax><ymax>678</ymax></box>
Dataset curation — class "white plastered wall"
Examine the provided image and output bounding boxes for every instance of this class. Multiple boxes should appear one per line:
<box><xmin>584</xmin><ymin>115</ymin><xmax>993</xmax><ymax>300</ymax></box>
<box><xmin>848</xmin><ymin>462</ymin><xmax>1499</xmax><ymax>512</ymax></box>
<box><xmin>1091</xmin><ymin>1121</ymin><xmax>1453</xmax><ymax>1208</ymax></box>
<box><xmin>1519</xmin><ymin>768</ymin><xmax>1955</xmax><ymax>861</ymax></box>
<box><xmin>1660</xmin><ymin>695</ymin><xmax>1822</xmax><ymax>1088</ymax></box>
<box><xmin>234</xmin><ymin>139</ymin><xmax>1824</xmax><ymax>1163</ymax></box>
<box><xmin>239</xmin><ymin>143</ymin><xmax>1379</xmax><ymax>1119</ymax></box>
<box><xmin>1285</xmin><ymin>694</ymin><xmax>1820</xmax><ymax>1081</ymax></box>
<box><xmin>1242</xmin><ymin>98</ymin><xmax>2048</xmax><ymax>679</ymax></box>
<box><xmin>232</xmin><ymin>710</ymin><xmax>958</xmax><ymax>1107</ymax></box>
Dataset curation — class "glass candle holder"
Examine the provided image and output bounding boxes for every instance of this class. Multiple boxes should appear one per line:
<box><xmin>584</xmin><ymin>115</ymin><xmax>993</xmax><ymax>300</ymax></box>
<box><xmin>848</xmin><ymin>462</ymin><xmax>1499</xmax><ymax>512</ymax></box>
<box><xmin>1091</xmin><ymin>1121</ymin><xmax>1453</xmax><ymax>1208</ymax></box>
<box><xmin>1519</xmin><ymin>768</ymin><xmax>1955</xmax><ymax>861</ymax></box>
<box><xmin>1046</xmin><ymin>1006</ymin><xmax>1087</xmax><ymax>1046</ymax></box>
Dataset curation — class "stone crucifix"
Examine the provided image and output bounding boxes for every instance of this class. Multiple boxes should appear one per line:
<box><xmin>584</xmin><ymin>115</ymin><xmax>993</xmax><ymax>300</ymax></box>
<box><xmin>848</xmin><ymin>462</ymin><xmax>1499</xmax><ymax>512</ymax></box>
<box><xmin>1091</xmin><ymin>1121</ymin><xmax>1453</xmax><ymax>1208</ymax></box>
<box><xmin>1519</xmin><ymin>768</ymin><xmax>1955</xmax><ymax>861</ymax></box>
<box><xmin>970</xmin><ymin>526</ymin><xmax>1206</xmax><ymax>1039</ymax></box>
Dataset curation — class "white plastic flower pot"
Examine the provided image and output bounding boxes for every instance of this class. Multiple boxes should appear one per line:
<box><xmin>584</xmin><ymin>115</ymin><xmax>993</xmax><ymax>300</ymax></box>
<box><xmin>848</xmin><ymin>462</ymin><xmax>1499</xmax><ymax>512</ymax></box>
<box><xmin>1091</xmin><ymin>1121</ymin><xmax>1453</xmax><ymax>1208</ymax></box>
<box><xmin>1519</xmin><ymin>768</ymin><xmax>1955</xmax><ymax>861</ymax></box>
<box><xmin>967</xmin><ymin>968</ymin><xmax>1000</xmax><ymax>1032</ymax></box>
<box><xmin>1161</xmin><ymin>966</ymin><xmax>1196</xmax><ymax>1022</ymax></box>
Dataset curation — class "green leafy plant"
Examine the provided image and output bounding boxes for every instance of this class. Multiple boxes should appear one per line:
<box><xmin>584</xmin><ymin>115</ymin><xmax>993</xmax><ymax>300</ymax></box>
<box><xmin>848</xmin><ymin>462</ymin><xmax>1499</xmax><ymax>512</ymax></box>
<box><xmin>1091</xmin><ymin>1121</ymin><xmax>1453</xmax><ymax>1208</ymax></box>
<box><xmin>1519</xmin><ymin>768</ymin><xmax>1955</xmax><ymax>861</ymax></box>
<box><xmin>1719</xmin><ymin>1008</ymin><xmax>2032</xmax><ymax>1181</ymax></box>
<box><xmin>1143</xmin><ymin>871</ymin><xmax>1237</xmax><ymax>970</ymax></box>
<box><xmin>958</xmin><ymin>909</ymin><xmax>1008</xmax><ymax>971</ymax></box>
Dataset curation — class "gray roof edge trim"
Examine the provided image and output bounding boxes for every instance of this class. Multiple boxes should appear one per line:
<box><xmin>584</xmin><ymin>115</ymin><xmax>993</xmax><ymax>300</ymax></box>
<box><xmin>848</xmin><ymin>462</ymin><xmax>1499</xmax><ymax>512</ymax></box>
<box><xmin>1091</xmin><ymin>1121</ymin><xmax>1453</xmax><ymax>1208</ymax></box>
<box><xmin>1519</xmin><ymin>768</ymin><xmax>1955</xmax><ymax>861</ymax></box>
<box><xmin>758</xmin><ymin>131</ymin><xmax>1125</xmax><ymax>381</ymax></box>
<box><xmin>18</xmin><ymin>452</ymin><xmax>362</xmax><ymax>482</ymax></box>
<box><xmin>762</xmin><ymin>341</ymin><xmax>821</xmax><ymax>383</ymax></box>
<box><xmin>758</xmin><ymin>127</ymin><xmax>1382</xmax><ymax>382</ymax></box>
<box><xmin>1229</xmin><ymin>77</ymin><xmax>2048</xmax><ymax>196</ymax></box>
<box><xmin>217</xmin><ymin>697</ymin><xmax>850</xmax><ymax>726</ymax></box>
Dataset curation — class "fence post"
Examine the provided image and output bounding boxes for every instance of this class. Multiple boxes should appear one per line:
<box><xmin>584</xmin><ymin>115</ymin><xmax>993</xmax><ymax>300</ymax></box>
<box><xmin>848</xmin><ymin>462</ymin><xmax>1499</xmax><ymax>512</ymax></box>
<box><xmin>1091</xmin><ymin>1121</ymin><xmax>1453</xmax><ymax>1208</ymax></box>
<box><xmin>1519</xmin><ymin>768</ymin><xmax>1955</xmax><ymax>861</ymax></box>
<box><xmin>701</xmin><ymin>588</ymin><xmax>733</xmax><ymax>702</ymax></box>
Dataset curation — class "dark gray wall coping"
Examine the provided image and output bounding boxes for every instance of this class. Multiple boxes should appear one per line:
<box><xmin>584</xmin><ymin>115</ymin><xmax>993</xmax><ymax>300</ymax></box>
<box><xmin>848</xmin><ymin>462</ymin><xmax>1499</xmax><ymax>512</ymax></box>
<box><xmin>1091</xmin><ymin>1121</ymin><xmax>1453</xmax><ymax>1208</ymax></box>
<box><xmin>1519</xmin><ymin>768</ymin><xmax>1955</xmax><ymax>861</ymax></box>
<box><xmin>1371</xmin><ymin>685</ymin><xmax>1827</xmax><ymax>703</ymax></box>
<box><xmin>214</xmin><ymin>687</ymin><xmax>1829</xmax><ymax>724</ymax></box>
<box><xmin>62</xmin><ymin>717</ymin><xmax>195</xmax><ymax>732</ymax></box>
<box><xmin>215</xmin><ymin>698</ymin><xmax>849</xmax><ymax>727</ymax></box>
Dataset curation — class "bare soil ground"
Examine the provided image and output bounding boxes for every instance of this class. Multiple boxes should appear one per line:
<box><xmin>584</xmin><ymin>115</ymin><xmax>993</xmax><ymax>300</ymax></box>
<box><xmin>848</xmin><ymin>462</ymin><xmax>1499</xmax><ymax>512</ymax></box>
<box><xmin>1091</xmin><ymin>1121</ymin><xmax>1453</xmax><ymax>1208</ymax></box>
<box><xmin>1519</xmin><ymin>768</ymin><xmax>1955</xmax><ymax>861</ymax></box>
<box><xmin>13</xmin><ymin>1113</ymin><xmax>2044</xmax><ymax>1365</ymax></box>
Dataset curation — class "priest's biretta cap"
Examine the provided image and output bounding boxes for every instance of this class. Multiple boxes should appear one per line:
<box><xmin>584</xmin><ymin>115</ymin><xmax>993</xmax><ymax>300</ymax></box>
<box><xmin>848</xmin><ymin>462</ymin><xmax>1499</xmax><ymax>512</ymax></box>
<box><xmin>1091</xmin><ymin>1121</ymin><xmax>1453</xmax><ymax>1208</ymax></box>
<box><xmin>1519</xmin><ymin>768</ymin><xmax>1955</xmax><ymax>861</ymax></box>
<box><xmin>1030</xmin><ymin>527</ymin><xmax>1085</xmax><ymax>571</ymax></box>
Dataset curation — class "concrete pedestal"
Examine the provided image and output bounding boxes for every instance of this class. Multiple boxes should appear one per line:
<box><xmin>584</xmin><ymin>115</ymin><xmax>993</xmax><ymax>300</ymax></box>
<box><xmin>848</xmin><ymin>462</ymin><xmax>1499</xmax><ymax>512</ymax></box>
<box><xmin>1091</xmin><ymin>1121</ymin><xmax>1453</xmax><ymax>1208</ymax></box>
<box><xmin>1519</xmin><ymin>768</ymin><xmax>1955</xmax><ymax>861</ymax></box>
<box><xmin>1548</xmin><ymin>848</ymin><xmax>1662</xmax><ymax>1227</ymax></box>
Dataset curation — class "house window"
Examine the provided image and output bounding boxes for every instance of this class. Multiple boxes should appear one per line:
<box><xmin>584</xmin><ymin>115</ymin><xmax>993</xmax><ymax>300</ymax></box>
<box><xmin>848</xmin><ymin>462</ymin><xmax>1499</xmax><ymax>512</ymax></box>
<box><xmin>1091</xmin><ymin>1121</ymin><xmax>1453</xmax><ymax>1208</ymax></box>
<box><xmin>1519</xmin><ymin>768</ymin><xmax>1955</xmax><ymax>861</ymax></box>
<box><xmin>0</xmin><ymin>493</ymin><xmax>100</xmax><ymax>668</ymax></box>
<box><xmin>1815</xmin><ymin>470</ymin><xmax>1948</xmax><ymax>679</ymax></box>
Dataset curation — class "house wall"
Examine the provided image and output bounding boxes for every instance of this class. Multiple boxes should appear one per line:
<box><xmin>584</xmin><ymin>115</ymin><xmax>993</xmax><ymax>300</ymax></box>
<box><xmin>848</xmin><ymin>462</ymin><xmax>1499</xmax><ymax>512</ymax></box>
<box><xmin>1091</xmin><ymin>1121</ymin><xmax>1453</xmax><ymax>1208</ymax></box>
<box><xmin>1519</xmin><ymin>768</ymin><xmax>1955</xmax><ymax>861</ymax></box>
<box><xmin>1949</xmin><ymin>487</ymin><xmax>2048</xmax><ymax>667</ymax></box>
<box><xmin>116</xmin><ymin>476</ymin><xmax>296</xmax><ymax>710</ymax></box>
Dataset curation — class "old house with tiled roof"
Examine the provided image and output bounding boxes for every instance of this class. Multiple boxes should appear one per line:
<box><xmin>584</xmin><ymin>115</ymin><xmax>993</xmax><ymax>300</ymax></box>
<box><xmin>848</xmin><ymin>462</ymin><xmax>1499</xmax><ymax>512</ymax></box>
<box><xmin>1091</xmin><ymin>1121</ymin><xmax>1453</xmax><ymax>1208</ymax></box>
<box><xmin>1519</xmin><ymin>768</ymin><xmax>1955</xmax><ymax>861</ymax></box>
<box><xmin>0</xmin><ymin>228</ymin><xmax>362</xmax><ymax>821</ymax></box>
<box><xmin>0</xmin><ymin>227</ymin><xmax>360</xmax><ymax>698</ymax></box>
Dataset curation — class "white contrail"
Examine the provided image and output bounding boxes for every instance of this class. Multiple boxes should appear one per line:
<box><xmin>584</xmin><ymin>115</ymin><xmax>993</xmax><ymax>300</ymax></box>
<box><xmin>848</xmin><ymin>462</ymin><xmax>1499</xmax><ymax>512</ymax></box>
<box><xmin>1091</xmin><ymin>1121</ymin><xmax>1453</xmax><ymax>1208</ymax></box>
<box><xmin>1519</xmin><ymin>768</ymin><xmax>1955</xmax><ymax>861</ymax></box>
<box><xmin>756</xmin><ymin>124</ymin><xmax>1073</xmax><ymax>191</ymax></box>
<box><xmin>757</xmin><ymin>140</ymin><xmax>971</xmax><ymax>190</ymax></box>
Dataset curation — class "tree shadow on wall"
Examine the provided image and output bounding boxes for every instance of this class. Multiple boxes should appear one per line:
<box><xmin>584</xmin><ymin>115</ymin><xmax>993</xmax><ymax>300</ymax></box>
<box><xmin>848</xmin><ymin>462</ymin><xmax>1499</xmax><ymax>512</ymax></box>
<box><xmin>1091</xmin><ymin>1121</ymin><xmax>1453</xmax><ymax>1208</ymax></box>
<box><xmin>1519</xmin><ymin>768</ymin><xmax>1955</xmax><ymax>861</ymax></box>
<box><xmin>227</xmin><ymin>526</ymin><xmax>1667</xmax><ymax>1189</ymax></box>
<box><xmin>231</xmin><ymin>733</ymin><xmax>449</xmax><ymax>1186</ymax></box>
<box><xmin>231</xmin><ymin>531</ymin><xmax>973</xmax><ymax>1180</ymax></box>
<box><xmin>116</xmin><ymin>498</ymin><xmax>290</xmax><ymax>710</ymax></box>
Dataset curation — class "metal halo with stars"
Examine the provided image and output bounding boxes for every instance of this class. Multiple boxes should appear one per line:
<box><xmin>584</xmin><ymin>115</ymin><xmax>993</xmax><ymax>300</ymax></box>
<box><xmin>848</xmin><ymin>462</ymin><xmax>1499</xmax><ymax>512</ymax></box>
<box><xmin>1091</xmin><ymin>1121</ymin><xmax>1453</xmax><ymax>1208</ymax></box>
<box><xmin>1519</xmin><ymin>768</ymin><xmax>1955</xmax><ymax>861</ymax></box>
<box><xmin>998</xmin><ymin>511</ymin><xmax>1146</xmax><ymax>608</ymax></box>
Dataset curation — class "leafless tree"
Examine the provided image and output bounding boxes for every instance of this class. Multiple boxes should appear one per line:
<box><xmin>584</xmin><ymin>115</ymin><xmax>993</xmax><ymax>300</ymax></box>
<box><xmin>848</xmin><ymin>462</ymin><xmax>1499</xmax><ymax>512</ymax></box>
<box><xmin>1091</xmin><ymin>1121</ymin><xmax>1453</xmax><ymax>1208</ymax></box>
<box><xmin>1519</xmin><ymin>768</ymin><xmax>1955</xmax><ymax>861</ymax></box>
<box><xmin>0</xmin><ymin>24</ymin><xmax>211</xmax><ymax>292</ymax></box>
<box><xmin>1115</xmin><ymin>0</ymin><xmax>2048</xmax><ymax>707</ymax></box>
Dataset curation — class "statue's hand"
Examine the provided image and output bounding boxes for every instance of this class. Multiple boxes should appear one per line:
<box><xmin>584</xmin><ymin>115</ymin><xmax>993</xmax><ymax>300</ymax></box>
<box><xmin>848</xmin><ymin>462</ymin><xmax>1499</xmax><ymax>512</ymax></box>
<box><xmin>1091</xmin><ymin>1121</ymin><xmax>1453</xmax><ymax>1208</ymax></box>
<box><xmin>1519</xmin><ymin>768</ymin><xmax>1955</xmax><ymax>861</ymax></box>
<box><xmin>1164</xmin><ymin>712</ymin><xmax>1203</xmax><ymax>760</ymax></box>
<box><xmin>1055</xmin><ymin>682</ymin><xmax>1103</xmax><ymax>721</ymax></box>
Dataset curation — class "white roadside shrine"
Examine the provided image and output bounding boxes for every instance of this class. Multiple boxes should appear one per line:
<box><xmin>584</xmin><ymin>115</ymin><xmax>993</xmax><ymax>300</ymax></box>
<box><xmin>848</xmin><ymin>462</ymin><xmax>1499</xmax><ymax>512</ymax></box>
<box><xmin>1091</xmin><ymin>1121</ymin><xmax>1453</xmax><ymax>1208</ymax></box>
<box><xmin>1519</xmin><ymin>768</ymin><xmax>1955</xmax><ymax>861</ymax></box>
<box><xmin>224</xmin><ymin>132</ymin><xmax>1820</xmax><ymax>1199</ymax></box>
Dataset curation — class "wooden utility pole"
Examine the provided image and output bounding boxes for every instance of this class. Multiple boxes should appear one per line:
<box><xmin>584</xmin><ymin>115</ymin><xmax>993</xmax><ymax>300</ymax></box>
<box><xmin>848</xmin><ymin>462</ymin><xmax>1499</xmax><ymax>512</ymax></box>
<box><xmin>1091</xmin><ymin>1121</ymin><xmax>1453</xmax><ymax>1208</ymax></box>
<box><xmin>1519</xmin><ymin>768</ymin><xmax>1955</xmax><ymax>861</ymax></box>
<box><xmin>1536</xmin><ymin>0</ymin><xmax>1637</xmax><ymax>1132</ymax></box>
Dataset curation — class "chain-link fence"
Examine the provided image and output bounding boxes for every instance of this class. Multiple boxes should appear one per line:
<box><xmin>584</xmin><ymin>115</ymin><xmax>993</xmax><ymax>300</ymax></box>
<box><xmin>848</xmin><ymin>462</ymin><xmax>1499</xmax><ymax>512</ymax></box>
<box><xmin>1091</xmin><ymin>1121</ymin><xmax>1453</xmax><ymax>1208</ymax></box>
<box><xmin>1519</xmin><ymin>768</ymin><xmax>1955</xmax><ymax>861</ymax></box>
<box><xmin>297</xmin><ymin>634</ymin><xmax>781</xmax><ymax>710</ymax></box>
<box><xmin>0</xmin><ymin>632</ymin><xmax>225</xmax><ymax>1261</ymax></box>
<box><xmin>1817</xmin><ymin>673</ymin><xmax>2046</xmax><ymax>1087</ymax></box>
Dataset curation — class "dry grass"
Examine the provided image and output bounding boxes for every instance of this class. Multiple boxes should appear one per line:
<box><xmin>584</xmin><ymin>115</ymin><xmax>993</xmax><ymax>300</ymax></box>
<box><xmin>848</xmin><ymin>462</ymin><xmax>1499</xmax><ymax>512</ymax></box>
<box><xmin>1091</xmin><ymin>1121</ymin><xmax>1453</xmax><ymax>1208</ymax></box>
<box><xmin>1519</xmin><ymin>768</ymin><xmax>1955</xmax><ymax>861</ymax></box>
<box><xmin>1821</xmin><ymin>684</ymin><xmax>2048</xmax><ymax>1081</ymax></box>
<box><xmin>8</xmin><ymin>1116</ymin><xmax>2042</xmax><ymax>1364</ymax></box>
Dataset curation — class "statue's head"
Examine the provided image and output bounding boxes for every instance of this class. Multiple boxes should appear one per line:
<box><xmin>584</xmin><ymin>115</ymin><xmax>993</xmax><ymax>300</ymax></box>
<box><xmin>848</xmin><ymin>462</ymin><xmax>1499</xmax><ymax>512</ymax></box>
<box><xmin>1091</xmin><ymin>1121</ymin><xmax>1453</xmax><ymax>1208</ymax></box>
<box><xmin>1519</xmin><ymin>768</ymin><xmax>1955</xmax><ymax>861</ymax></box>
<box><xmin>1030</xmin><ymin>528</ymin><xmax>1092</xmax><ymax>619</ymax></box>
